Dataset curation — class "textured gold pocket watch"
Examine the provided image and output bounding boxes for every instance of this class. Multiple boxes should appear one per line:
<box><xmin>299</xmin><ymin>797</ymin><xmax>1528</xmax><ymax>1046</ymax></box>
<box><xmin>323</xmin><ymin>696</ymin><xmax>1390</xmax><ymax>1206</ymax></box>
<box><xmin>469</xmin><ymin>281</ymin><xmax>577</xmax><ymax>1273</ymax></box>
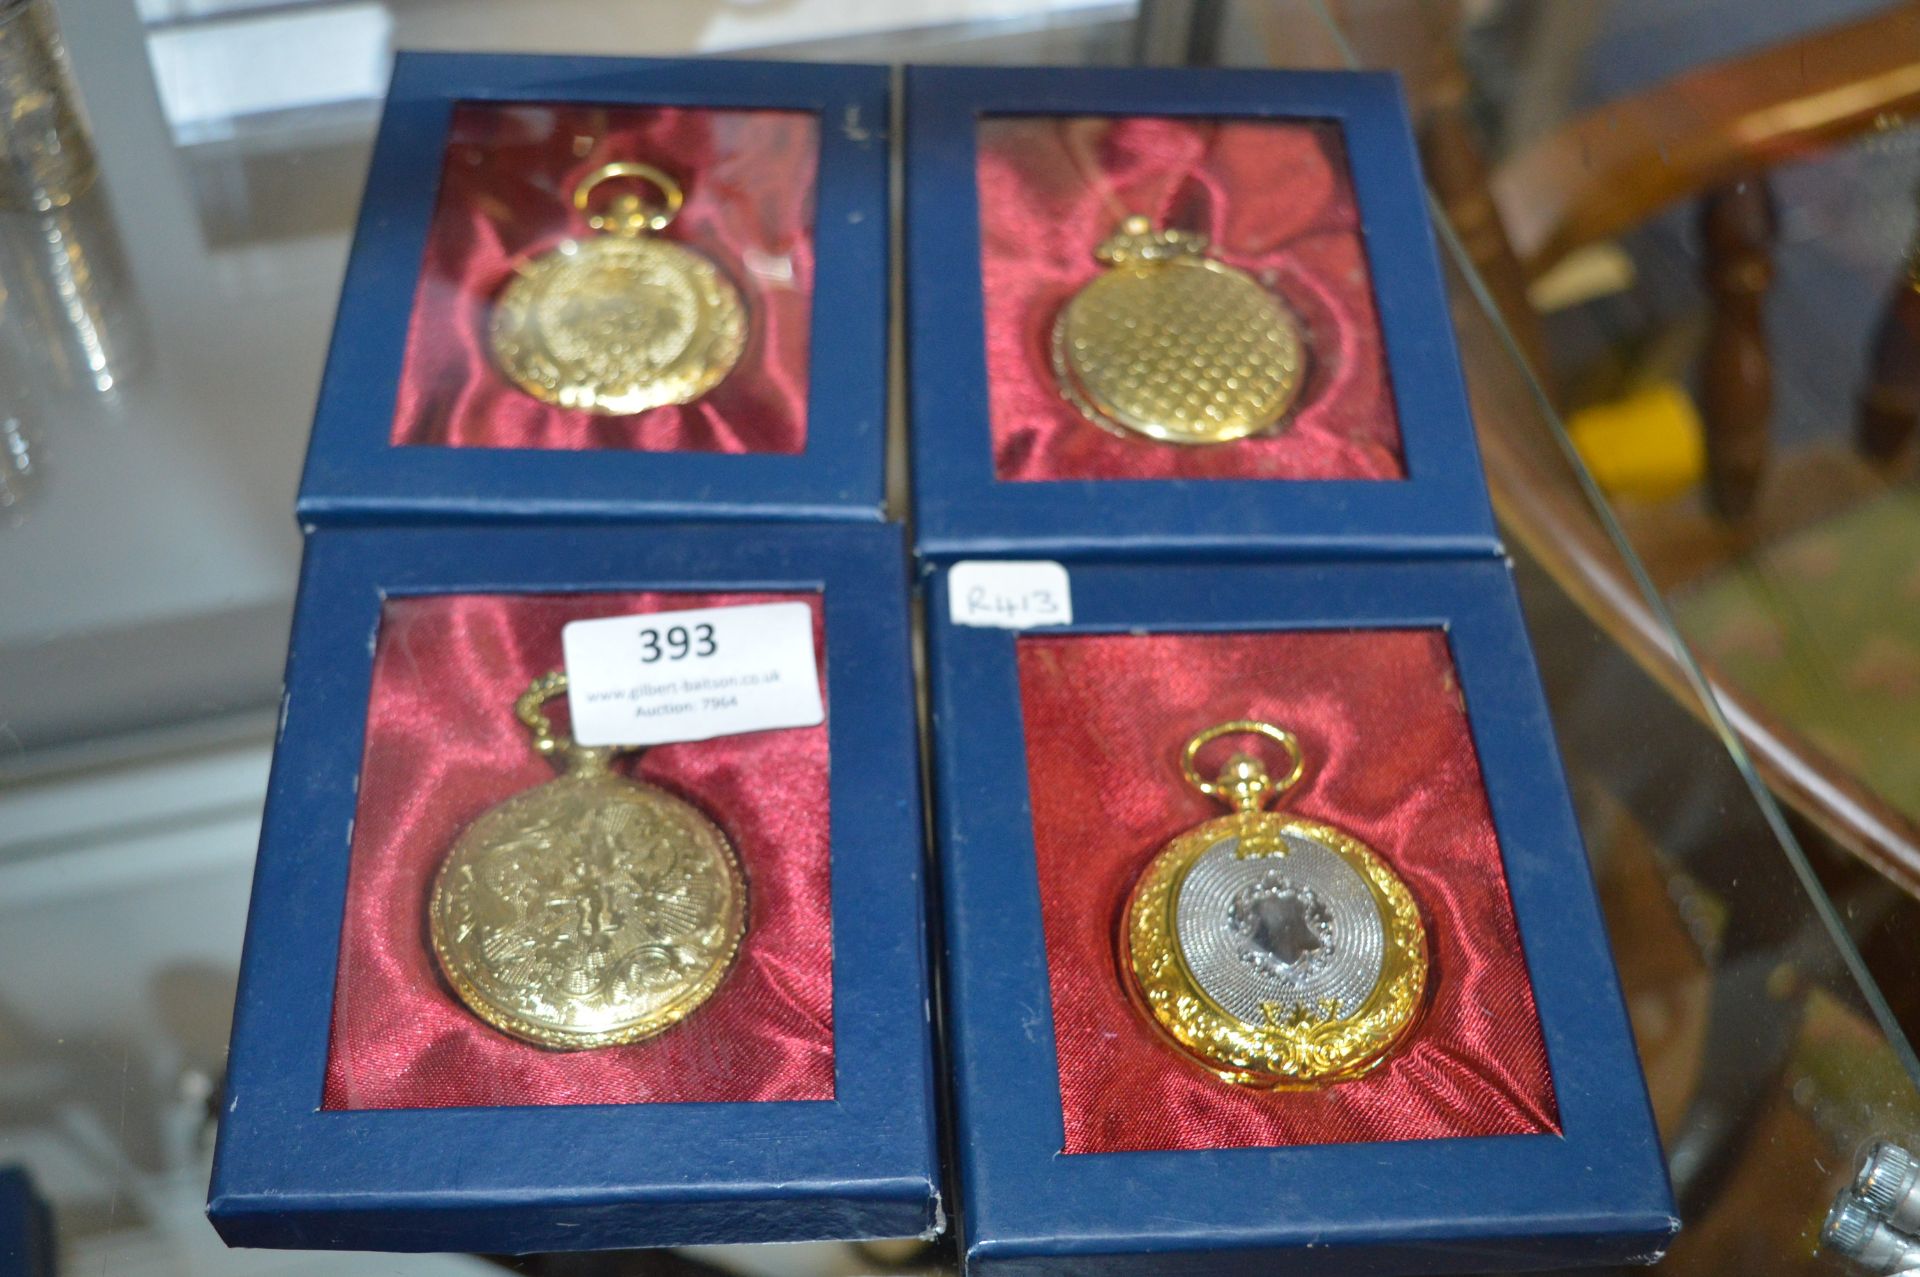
<box><xmin>1052</xmin><ymin>216</ymin><xmax>1305</xmax><ymax>445</ymax></box>
<box><xmin>1121</xmin><ymin>722</ymin><xmax>1427</xmax><ymax>1087</ymax></box>
<box><xmin>490</xmin><ymin>161</ymin><xmax>748</xmax><ymax>415</ymax></box>
<box><xmin>429</xmin><ymin>672</ymin><xmax>746</xmax><ymax>1050</ymax></box>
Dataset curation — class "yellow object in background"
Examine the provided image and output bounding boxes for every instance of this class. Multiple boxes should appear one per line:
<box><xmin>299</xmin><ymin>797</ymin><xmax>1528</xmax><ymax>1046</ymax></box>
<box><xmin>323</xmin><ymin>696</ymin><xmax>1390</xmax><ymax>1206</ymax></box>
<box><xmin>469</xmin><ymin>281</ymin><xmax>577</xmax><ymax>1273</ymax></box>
<box><xmin>1566</xmin><ymin>380</ymin><xmax>1707</xmax><ymax>502</ymax></box>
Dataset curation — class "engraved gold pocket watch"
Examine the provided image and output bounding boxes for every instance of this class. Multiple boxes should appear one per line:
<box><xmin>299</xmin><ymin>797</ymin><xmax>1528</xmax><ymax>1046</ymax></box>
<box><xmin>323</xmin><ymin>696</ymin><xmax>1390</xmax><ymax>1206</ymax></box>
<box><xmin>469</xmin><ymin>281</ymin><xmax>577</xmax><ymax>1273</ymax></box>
<box><xmin>429</xmin><ymin>672</ymin><xmax>747</xmax><ymax>1050</ymax></box>
<box><xmin>490</xmin><ymin>161</ymin><xmax>748</xmax><ymax>416</ymax></box>
<box><xmin>1052</xmin><ymin>216</ymin><xmax>1305</xmax><ymax>445</ymax></box>
<box><xmin>1121</xmin><ymin>722</ymin><xmax>1427</xmax><ymax>1087</ymax></box>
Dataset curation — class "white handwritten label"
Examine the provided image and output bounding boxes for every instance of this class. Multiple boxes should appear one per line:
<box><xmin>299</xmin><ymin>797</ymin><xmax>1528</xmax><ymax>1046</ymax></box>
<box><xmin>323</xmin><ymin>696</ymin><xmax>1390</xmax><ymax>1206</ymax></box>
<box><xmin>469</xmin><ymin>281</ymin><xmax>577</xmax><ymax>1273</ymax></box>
<box><xmin>948</xmin><ymin>560</ymin><xmax>1074</xmax><ymax>630</ymax></box>
<box><xmin>562</xmin><ymin>602</ymin><xmax>824</xmax><ymax>748</ymax></box>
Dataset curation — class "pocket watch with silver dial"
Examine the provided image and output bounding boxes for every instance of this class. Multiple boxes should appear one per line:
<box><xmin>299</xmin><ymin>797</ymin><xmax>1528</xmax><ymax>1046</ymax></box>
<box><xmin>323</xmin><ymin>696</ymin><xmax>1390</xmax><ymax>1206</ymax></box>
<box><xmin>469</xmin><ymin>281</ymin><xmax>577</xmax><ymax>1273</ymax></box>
<box><xmin>1052</xmin><ymin>216</ymin><xmax>1306</xmax><ymax>445</ymax></box>
<box><xmin>1120</xmin><ymin>721</ymin><xmax>1427</xmax><ymax>1087</ymax></box>
<box><xmin>490</xmin><ymin>161</ymin><xmax>748</xmax><ymax>416</ymax></box>
<box><xmin>429</xmin><ymin>671</ymin><xmax>747</xmax><ymax>1050</ymax></box>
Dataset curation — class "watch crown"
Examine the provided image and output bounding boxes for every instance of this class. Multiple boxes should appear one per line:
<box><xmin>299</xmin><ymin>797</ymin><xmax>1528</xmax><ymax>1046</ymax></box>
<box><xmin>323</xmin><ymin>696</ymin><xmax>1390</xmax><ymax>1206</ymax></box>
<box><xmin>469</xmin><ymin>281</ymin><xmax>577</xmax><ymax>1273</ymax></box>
<box><xmin>1095</xmin><ymin>216</ymin><xmax>1208</xmax><ymax>267</ymax></box>
<box><xmin>1214</xmin><ymin>752</ymin><xmax>1274</xmax><ymax>813</ymax></box>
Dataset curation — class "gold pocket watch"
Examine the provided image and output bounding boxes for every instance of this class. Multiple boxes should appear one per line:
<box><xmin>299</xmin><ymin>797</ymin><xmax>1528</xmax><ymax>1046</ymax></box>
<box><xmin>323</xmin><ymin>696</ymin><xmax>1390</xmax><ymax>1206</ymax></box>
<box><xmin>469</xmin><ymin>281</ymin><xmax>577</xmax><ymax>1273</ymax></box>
<box><xmin>489</xmin><ymin>161</ymin><xmax>748</xmax><ymax>416</ymax></box>
<box><xmin>1120</xmin><ymin>722</ymin><xmax>1427</xmax><ymax>1087</ymax></box>
<box><xmin>1052</xmin><ymin>216</ymin><xmax>1305</xmax><ymax>445</ymax></box>
<box><xmin>429</xmin><ymin>672</ymin><xmax>747</xmax><ymax>1050</ymax></box>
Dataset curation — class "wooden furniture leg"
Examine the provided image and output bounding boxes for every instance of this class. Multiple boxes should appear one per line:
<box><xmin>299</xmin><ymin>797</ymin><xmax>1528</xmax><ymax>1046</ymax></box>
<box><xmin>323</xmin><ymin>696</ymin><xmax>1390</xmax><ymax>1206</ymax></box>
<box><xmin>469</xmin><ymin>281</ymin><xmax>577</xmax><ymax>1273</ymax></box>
<box><xmin>1408</xmin><ymin>4</ymin><xmax>1557</xmax><ymax>394</ymax></box>
<box><xmin>1698</xmin><ymin>178</ymin><xmax>1777</xmax><ymax>520</ymax></box>
<box><xmin>1858</xmin><ymin>262</ymin><xmax>1920</xmax><ymax>464</ymax></box>
<box><xmin>1424</xmin><ymin>105</ymin><xmax>1556</xmax><ymax>392</ymax></box>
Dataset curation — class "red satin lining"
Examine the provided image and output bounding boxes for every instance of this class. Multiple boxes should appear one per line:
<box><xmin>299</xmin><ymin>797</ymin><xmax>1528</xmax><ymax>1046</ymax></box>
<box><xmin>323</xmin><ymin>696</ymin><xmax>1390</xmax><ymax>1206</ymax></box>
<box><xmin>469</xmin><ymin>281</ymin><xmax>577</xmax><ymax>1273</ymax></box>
<box><xmin>391</xmin><ymin>103</ymin><xmax>817</xmax><ymax>454</ymax></box>
<box><xmin>1015</xmin><ymin>630</ymin><xmax>1557</xmax><ymax>1153</ymax></box>
<box><xmin>322</xmin><ymin>592</ymin><xmax>833</xmax><ymax>1110</ymax></box>
<box><xmin>976</xmin><ymin>114</ymin><xmax>1405</xmax><ymax>482</ymax></box>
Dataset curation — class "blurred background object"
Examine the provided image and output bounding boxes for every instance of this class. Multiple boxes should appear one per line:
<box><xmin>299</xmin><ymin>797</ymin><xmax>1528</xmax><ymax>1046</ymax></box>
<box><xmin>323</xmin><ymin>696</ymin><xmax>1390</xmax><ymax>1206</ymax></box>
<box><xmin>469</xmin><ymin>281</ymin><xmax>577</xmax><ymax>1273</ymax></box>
<box><xmin>0</xmin><ymin>0</ymin><xmax>97</xmax><ymax>211</ymax></box>
<box><xmin>0</xmin><ymin>175</ymin><xmax>151</xmax><ymax>398</ymax></box>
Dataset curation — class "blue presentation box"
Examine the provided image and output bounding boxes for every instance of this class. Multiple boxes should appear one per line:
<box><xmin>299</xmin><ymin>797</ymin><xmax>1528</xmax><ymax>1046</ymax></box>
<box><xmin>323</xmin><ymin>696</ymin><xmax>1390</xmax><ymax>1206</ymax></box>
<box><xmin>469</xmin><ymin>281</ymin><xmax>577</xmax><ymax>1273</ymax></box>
<box><xmin>297</xmin><ymin>52</ymin><xmax>890</xmax><ymax>527</ymax></box>
<box><xmin>0</xmin><ymin>1167</ymin><xmax>54</xmax><ymax>1277</ymax></box>
<box><xmin>923</xmin><ymin>557</ymin><xmax>1676</xmax><ymax>1275</ymax></box>
<box><xmin>210</xmin><ymin>523</ymin><xmax>939</xmax><ymax>1253</ymax></box>
<box><xmin>905</xmin><ymin>64</ymin><xmax>1497</xmax><ymax>562</ymax></box>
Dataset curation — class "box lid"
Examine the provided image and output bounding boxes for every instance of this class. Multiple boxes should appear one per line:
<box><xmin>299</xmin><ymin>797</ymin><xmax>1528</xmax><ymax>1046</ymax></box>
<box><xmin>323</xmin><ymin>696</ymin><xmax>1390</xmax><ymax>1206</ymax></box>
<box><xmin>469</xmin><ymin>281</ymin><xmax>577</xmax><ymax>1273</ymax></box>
<box><xmin>923</xmin><ymin>556</ymin><xmax>1675</xmax><ymax>1274</ymax></box>
<box><xmin>210</xmin><ymin>522</ymin><xmax>939</xmax><ymax>1252</ymax></box>
<box><xmin>297</xmin><ymin>52</ymin><xmax>890</xmax><ymax>527</ymax></box>
<box><xmin>906</xmin><ymin>64</ymin><xmax>1500</xmax><ymax>563</ymax></box>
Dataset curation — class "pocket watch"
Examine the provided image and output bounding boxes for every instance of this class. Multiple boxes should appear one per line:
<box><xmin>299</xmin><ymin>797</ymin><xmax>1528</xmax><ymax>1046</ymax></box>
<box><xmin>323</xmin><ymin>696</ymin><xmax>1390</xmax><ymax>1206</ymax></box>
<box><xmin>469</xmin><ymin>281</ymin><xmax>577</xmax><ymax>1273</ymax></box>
<box><xmin>1120</xmin><ymin>722</ymin><xmax>1427</xmax><ymax>1087</ymax></box>
<box><xmin>489</xmin><ymin>161</ymin><xmax>748</xmax><ymax>416</ymax></box>
<box><xmin>1052</xmin><ymin>216</ymin><xmax>1306</xmax><ymax>445</ymax></box>
<box><xmin>428</xmin><ymin>672</ymin><xmax>747</xmax><ymax>1050</ymax></box>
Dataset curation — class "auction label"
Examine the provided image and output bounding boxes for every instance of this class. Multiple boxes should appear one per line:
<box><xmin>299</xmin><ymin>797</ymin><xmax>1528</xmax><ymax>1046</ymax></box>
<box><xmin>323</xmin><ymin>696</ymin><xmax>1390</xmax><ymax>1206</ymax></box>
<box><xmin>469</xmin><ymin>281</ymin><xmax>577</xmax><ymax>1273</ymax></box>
<box><xmin>562</xmin><ymin>601</ymin><xmax>824</xmax><ymax>747</ymax></box>
<box><xmin>947</xmin><ymin>560</ymin><xmax>1073</xmax><ymax>629</ymax></box>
